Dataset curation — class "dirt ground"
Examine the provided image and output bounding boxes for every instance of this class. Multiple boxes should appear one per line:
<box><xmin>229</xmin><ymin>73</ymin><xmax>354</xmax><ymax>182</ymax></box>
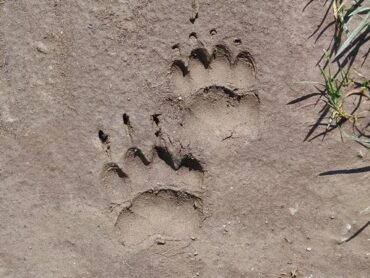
<box><xmin>0</xmin><ymin>0</ymin><xmax>370</xmax><ymax>277</ymax></box>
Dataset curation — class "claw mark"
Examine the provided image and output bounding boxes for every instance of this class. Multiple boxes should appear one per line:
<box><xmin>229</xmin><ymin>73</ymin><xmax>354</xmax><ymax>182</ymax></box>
<box><xmin>103</xmin><ymin>162</ymin><xmax>128</xmax><ymax>179</ymax></box>
<box><xmin>180</xmin><ymin>154</ymin><xmax>204</xmax><ymax>172</ymax></box>
<box><xmin>172</xmin><ymin>43</ymin><xmax>180</xmax><ymax>50</ymax></box>
<box><xmin>189</xmin><ymin>32</ymin><xmax>198</xmax><ymax>40</ymax></box>
<box><xmin>213</xmin><ymin>44</ymin><xmax>232</xmax><ymax>63</ymax></box>
<box><xmin>236</xmin><ymin>51</ymin><xmax>257</xmax><ymax>75</ymax></box>
<box><xmin>98</xmin><ymin>129</ymin><xmax>111</xmax><ymax>156</ymax></box>
<box><xmin>190</xmin><ymin>48</ymin><xmax>211</xmax><ymax>69</ymax></box>
<box><xmin>190</xmin><ymin>0</ymin><xmax>199</xmax><ymax>23</ymax></box>
<box><xmin>123</xmin><ymin>113</ymin><xmax>134</xmax><ymax>140</ymax></box>
<box><xmin>126</xmin><ymin>147</ymin><xmax>151</xmax><ymax>166</ymax></box>
<box><xmin>155</xmin><ymin>146</ymin><xmax>177</xmax><ymax>170</ymax></box>
<box><xmin>172</xmin><ymin>60</ymin><xmax>189</xmax><ymax>77</ymax></box>
<box><xmin>151</xmin><ymin>113</ymin><xmax>161</xmax><ymax>126</ymax></box>
<box><xmin>98</xmin><ymin>130</ymin><xmax>109</xmax><ymax>144</ymax></box>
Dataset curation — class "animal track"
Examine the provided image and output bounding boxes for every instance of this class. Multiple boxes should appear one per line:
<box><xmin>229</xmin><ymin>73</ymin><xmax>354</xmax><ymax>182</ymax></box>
<box><xmin>100</xmin><ymin>118</ymin><xmax>204</xmax><ymax>192</ymax></box>
<box><xmin>98</xmin><ymin>115</ymin><xmax>204</xmax><ymax>246</ymax></box>
<box><xmin>170</xmin><ymin>42</ymin><xmax>260</xmax><ymax>142</ymax></box>
<box><xmin>115</xmin><ymin>188</ymin><xmax>203</xmax><ymax>246</ymax></box>
<box><xmin>98</xmin><ymin>39</ymin><xmax>260</xmax><ymax>247</ymax></box>
<box><xmin>171</xmin><ymin>44</ymin><xmax>257</xmax><ymax>96</ymax></box>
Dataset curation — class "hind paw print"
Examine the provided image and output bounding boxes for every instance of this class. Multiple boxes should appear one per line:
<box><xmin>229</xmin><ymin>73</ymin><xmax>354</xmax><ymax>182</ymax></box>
<box><xmin>169</xmin><ymin>42</ymin><xmax>260</xmax><ymax>143</ymax></box>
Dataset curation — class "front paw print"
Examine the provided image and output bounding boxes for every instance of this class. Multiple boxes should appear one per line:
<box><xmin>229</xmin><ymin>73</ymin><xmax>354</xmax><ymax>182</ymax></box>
<box><xmin>97</xmin><ymin>115</ymin><xmax>204</xmax><ymax>246</ymax></box>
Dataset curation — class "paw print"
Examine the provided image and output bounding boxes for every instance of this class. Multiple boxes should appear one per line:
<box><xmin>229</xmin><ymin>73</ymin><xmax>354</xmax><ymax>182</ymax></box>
<box><xmin>97</xmin><ymin>34</ymin><xmax>261</xmax><ymax>249</ymax></box>
<box><xmin>97</xmin><ymin>115</ymin><xmax>204</xmax><ymax>246</ymax></box>
<box><xmin>171</xmin><ymin>44</ymin><xmax>257</xmax><ymax>96</ymax></box>
<box><xmin>169</xmin><ymin>40</ymin><xmax>260</xmax><ymax>143</ymax></box>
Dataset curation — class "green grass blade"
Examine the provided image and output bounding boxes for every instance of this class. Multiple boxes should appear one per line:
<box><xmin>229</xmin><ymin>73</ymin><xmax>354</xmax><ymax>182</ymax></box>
<box><xmin>349</xmin><ymin>6</ymin><xmax>370</xmax><ymax>17</ymax></box>
<box><xmin>335</xmin><ymin>12</ymin><xmax>370</xmax><ymax>58</ymax></box>
<box><xmin>343</xmin><ymin>132</ymin><xmax>370</xmax><ymax>146</ymax></box>
<box><xmin>349</xmin><ymin>135</ymin><xmax>370</xmax><ymax>145</ymax></box>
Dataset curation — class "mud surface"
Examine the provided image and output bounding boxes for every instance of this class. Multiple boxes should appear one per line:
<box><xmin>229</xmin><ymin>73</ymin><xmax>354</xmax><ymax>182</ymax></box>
<box><xmin>0</xmin><ymin>0</ymin><xmax>370</xmax><ymax>277</ymax></box>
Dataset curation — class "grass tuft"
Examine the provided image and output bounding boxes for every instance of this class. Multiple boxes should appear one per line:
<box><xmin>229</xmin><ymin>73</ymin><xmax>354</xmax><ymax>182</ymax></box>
<box><xmin>332</xmin><ymin>0</ymin><xmax>370</xmax><ymax>58</ymax></box>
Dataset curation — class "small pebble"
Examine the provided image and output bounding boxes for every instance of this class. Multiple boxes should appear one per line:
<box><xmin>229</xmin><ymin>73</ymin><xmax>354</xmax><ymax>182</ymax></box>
<box><xmin>289</xmin><ymin>206</ymin><xmax>299</xmax><ymax>216</ymax></box>
<box><xmin>178</xmin><ymin>96</ymin><xmax>183</xmax><ymax>101</ymax></box>
<box><xmin>342</xmin><ymin>223</ymin><xmax>352</xmax><ymax>235</ymax></box>
<box><xmin>306</xmin><ymin>247</ymin><xmax>312</xmax><ymax>252</ymax></box>
<box><xmin>190</xmin><ymin>236</ymin><xmax>196</xmax><ymax>241</ymax></box>
<box><xmin>194</xmin><ymin>251</ymin><xmax>198</xmax><ymax>256</ymax></box>
<box><xmin>36</xmin><ymin>42</ymin><xmax>48</xmax><ymax>54</ymax></box>
<box><xmin>357</xmin><ymin>150</ymin><xmax>364</xmax><ymax>158</ymax></box>
<box><xmin>155</xmin><ymin>238</ymin><xmax>165</xmax><ymax>245</ymax></box>
<box><xmin>196</xmin><ymin>272</ymin><xmax>200</xmax><ymax>276</ymax></box>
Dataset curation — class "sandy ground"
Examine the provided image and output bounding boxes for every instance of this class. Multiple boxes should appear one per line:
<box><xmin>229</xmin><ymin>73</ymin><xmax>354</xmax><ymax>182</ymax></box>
<box><xmin>0</xmin><ymin>0</ymin><xmax>370</xmax><ymax>277</ymax></box>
